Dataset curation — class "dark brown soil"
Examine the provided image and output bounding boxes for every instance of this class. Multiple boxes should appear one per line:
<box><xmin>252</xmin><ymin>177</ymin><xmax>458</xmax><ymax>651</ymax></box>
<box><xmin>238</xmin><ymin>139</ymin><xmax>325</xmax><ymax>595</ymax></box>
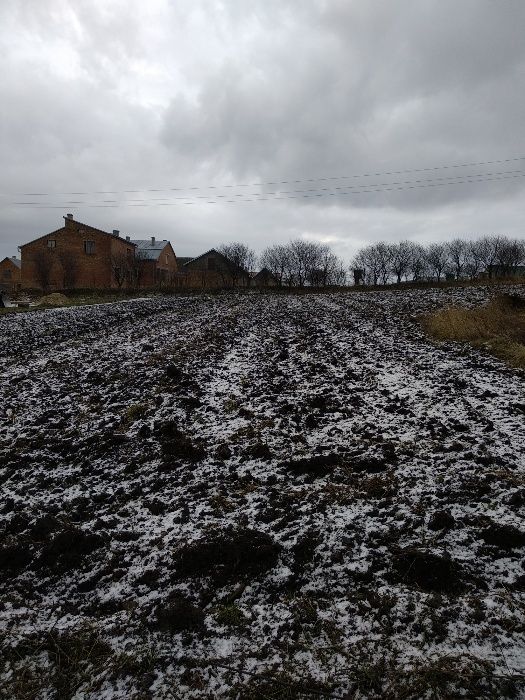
<box><xmin>155</xmin><ymin>596</ymin><xmax>205</xmax><ymax>632</ymax></box>
<box><xmin>480</xmin><ymin>523</ymin><xmax>525</xmax><ymax>550</ymax></box>
<box><xmin>174</xmin><ymin>527</ymin><xmax>281</xmax><ymax>583</ymax></box>
<box><xmin>390</xmin><ymin>548</ymin><xmax>466</xmax><ymax>593</ymax></box>
<box><xmin>155</xmin><ymin>420</ymin><xmax>205</xmax><ymax>462</ymax></box>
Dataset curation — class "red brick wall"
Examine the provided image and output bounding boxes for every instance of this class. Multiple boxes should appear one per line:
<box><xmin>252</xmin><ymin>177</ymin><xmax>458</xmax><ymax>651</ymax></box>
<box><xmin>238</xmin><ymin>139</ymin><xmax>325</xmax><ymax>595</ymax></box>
<box><xmin>139</xmin><ymin>260</ymin><xmax>157</xmax><ymax>287</ymax></box>
<box><xmin>21</xmin><ymin>219</ymin><xmax>136</xmax><ymax>291</ymax></box>
<box><xmin>137</xmin><ymin>242</ymin><xmax>180</xmax><ymax>288</ymax></box>
<box><xmin>155</xmin><ymin>242</ymin><xmax>179</xmax><ymax>286</ymax></box>
<box><xmin>0</xmin><ymin>259</ymin><xmax>21</xmax><ymax>292</ymax></box>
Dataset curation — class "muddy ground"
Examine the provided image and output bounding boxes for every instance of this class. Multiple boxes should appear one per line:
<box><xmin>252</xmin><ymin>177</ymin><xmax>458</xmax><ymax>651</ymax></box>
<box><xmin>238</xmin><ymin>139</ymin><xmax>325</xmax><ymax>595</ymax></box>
<box><xmin>1</xmin><ymin>286</ymin><xmax>524</xmax><ymax>699</ymax></box>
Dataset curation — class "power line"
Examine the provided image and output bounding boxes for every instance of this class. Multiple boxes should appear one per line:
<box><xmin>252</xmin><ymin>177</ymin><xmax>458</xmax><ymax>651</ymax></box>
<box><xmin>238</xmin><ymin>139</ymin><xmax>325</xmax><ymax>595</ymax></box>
<box><xmin>12</xmin><ymin>167</ymin><xmax>519</xmax><ymax>204</ymax></box>
<box><xmin>8</xmin><ymin>170</ymin><xmax>525</xmax><ymax>209</ymax></box>
<box><xmin>3</xmin><ymin>155</ymin><xmax>525</xmax><ymax>198</ymax></box>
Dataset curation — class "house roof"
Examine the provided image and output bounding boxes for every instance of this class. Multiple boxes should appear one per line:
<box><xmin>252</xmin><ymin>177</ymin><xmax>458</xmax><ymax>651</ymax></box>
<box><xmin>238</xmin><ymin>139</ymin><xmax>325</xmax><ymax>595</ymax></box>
<box><xmin>177</xmin><ymin>257</ymin><xmax>194</xmax><ymax>267</ymax></box>
<box><xmin>183</xmin><ymin>248</ymin><xmax>249</xmax><ymax>274</ymax></box>
<box><xmin>130</xmin><ymin>239</ymin><xmax>171</xmax><ymax>260</ymax></box>
<box><xmin>2</xmin><ymin>257</ymin><xmax>21</xmax><ymax>269</ymax></box>
<box><xmin>20</xmin><ymin>217</ymin><xmax>137</xmax><ymax>248</ymax></box>
<box><xmin>253</xmin><ymin>267</ymin><xmax>278</xmax><ymax>281</ymax></box>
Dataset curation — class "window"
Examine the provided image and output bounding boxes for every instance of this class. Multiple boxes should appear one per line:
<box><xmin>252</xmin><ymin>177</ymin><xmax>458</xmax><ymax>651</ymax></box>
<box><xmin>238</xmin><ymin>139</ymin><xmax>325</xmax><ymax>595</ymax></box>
<box><xmin>165</xmin><ymin>254</ymin><xmax>169</xmax><ymax>264</ymax></box>
<box><xmin>84</xmin><ymin>240</ymin><xmax>95</xmax><ymax>255</ymax></box>
<box><xmin>207</xmin><ymin>256</ymin><xmax>216</xmax><ymax>271</ymax></box>
<box><xmin>3</xmin><ymin>269</ymin><xmax>11</xmax><ymax>280</ymax></box>
<box><xmin>47</xmin><ymin>240</ymin><xmax>56</xmax><ymax>249</ymax></box>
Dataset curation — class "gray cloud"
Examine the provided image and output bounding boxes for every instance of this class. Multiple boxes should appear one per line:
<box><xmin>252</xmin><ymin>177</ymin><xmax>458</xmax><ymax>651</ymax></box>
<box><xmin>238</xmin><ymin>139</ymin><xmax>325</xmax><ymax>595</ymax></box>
<box><xmin>1</xmin><ymin>0</ymin><xmax>524</xmax><ymax>264</ymax></box>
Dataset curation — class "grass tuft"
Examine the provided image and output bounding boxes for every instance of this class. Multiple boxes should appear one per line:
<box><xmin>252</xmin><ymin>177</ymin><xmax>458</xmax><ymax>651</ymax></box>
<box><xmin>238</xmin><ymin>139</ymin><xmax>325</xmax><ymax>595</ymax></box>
<box><xmin>423</xmin><ymin>294</ymin><xmax>525</xmax><ymax>369</ymax></box>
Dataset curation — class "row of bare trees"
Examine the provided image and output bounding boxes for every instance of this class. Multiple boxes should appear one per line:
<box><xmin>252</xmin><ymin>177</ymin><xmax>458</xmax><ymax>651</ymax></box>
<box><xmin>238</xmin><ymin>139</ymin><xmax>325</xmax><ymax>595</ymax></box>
<box><xmin>259</xmin><ymin>240</ymin><xmax>347</xmax><ymax>287</ymax></box>
<box><xmin>352</xmin><ymin>236</ymin><xmax>525</xmax><ymax>285</ymax></box>
<box><xmin>215</xmin><ymin>239</ymin><xmax>347</xmax><ymax>288</ymax></box>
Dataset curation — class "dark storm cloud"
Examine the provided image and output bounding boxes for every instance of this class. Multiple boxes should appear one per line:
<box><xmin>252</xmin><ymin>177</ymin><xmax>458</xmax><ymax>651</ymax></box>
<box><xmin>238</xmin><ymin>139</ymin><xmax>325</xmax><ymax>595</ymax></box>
<box><xmin>1</xmin><ymin>0</ymin><xmax>524</xmax><ymax>262</ymax></box>
<box><xmin>161</xmin><ymin>1</ymin><xmax>525</xmax><ymax>205</ymax></box>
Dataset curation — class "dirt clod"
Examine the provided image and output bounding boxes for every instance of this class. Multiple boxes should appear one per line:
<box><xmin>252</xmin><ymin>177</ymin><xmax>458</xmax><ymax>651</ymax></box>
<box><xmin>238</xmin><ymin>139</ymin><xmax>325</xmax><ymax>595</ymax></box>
<box><xmin>174</xmin><ymin>528</ymin><xmax>281</xmax><ymax>583</ymax></box>
<box><xmin>390</xmin><ymin>548</ymin><xmax>466</xmax><ymax>593</ymax></box>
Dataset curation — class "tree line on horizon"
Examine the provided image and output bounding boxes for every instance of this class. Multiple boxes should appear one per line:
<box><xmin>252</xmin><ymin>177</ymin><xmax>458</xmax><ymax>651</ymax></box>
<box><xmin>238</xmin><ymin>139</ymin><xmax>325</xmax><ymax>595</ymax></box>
<box><xmin>217</xmin><ymin>240</ymin><xmax>347</xmax><ymax>287</ymax></box>
<box><xmin>351</xmin><ymin>235</ymin><xmax>525</xmax><ymax>286</ymax></box>
<box><xmin>219</xmin><ymin>234</ymin><xmax>525</xmax><ymax>289</ymax></box>
<box><xmin>24</xmin><ymin>233</ymin><xmax>525</xmax><ymax>293</ymax></box>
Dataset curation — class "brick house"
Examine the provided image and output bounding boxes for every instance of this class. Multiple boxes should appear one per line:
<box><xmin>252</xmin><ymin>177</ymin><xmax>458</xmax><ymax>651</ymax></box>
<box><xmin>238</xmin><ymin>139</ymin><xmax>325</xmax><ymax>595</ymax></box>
<box><xmin>182</xmin><ymin>249</ymin><xmax>251</xmax><ymax>288</ymax></box>
<box><xmin>128</xmin><ymin>237</ymin><xmax>181</xmax><ymax>288</ymax></box>
<box><xmin>20</xmin><ymin>215</ymin><xmax>137</xmax><ymax>291</ymax></box>
<box><xmin>0</xmin><ymin>256</ymin><xmax>22</xmax><ymax>293</ymax></box>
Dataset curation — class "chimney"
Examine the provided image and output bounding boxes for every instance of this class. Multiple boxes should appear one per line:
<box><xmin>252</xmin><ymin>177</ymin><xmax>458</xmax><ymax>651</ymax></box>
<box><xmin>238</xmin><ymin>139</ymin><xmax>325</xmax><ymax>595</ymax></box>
<box><xmin>125</xmin><ymin>235</ymin><xmax>130</xmax><ymax>241</ymax></box>
<box><xmin>151</xmin><ymin>236</ymin><xmax>155</xmax><ymax>245</ymax></box>
<box><xmin>12</xmin><ymin>255</ymin><xmax>17</xmax><ymax>259</ymax></box>
<box><xmin>113</xmin><ymin>229</ymin><xmax>120</xmax><ymax>237</ymax></box>
<box><xmin>66</xmin><ymin>213</ymin><xmax>73</xmax><ymax>219</ymax></box>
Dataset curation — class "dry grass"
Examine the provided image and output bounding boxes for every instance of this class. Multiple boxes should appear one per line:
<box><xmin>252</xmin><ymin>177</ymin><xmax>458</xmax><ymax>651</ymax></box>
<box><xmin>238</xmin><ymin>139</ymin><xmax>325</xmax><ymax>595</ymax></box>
<box><xmin>423</xmin><ymin>294</ymin><xmax>525</xmax><ymax>369</ymax></box>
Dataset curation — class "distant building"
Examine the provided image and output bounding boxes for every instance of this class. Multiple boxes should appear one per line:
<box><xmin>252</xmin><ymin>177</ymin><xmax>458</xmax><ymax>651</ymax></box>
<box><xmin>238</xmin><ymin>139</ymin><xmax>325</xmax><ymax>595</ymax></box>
<box><xmin>352</xmin><ymin>268</ymin><xmax>365</xmax><ymax>286</ymax></box>
<box><xmin>183</xmin><ymin>249</ymin><xmax>251</xmax><ymax>288</ymax></box>
<box><xmin>20</xmin><ymin>215</ymin><xmax>137</xmax><ymax>291</ymax></box>
<box><xmin>0</xmin><ymin>256</ymin><xmax>22</xmax><ymax>293</ymax></box>
<box><xmin>129</xmin><ymin>237</ymin><xmax>181</xmax><ymax>287</ymax></box>
<box><xmin>251</xmin><ymin>267</ymin><xmax>280</xmax><ymax>288</ymax></box>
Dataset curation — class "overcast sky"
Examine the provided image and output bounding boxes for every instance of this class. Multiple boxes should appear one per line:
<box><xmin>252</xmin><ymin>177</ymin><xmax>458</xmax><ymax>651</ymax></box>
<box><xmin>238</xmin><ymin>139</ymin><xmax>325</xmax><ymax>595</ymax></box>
<box><xmin>1</xmin><ymin>0</ymin><xmax>524</xmax><ymax>263</ymax></box>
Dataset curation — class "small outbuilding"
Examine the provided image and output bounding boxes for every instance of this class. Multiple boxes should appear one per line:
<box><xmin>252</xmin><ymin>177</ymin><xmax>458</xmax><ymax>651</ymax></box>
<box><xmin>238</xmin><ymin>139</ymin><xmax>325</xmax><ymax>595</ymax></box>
<box><xmin>0</xmin><ymin>256</ymin><xmax>22</xmax><ymax>293</ymax></box>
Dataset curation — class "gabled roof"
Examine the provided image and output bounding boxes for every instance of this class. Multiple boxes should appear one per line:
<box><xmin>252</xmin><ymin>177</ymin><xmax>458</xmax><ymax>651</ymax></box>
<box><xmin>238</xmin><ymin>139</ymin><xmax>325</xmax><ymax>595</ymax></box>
<box><xmin>1</xmin><ymin>256</ymin><xmax>21</xmax><ymax>269</ymax></box>
<box><xmin>183</xmin><ymin>248</ymin><xmax>249</xmax><ymax>275</ymax></box>
<box><xmin>130</xmin><ymin>239</ymin><xmax>171</xmax><ymax>260</ymax></box>
<box><xmin>20</xmin><ymin>226</ymin><xmax>64</xmax><ymax>248</ymax></box>
<box><xmin>20</xmin><ymin>217</ymin><xmax>137</xmax><ymax>248</ymax></box>
<box><xmin>253</xmin><ymin>267</ymin><xmax>278</xmax><ymax>281</ymax></box>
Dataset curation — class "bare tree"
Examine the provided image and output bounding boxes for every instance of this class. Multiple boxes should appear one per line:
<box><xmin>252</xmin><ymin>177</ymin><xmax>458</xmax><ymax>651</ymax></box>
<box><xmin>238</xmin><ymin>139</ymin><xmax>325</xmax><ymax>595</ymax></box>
<box><xmin>425</xmin><ymin>243</ymin><xmax>449</xmax><ymax>282</ymax></box>
<box><xmin>307</xmin><ymin>244</ymin><xmax>346</xmax><ymax>287</ymax></box>
<box><xmin>329</xmin><ymin>259</ymin><xmax>347</xmax><ymax>286</ymax></box>
<box><xmin>464</xmin><ymin>240</ymin><xmax>483</xmax><ymax>280</ymax></box>
<box><xmin>390</xmin><ymin>240</ymin><xmax>413</xmax><ymax>283</ymax></box>
<box><xmin>408</xmin><ymin>243</ymin><xmax>427</xmax><ymax>281</ymax></box>
<box><xmin>352</xmin><ymin>245</ymin><xmax>381</xmax><ymax>286</ymax></box>
<box><xmin>129</xmin><ymin>249</ymin><xmax>149</xmax><ymax>288</ymax></box>
<box><xmin>33</xmin><ymin>250</ymin><xmax>54</xmax><ymax>292</ymax></box>
<box><xmin>111</xmin><ymin>252</ymin><xmax>131</xmax><ymax>289</ymax></box>
<box><xmin>447</xmin><ymin>239</ymin><xmax>469</xmax><ymax>280</ymax></box>
<box><xmin>217</xmin><ymin>242</ymin><xmax>255</xmax><ymax>287</ymax></box>
<box><xmin>374</xmin><ymin>242</ymin><xmax>392</xmax><ymax>285</ymax></box>
<box><xmin>58</xmin><ymin>250</ymin><xmax>78</xmax><ymax>290</ymax></box>
<box><xmin>495</xmin><ymin>238</ymin><xmax>525</xmax><ymax>275</ymax></box>
<box><xmin>287</xmin><ymin>240</ymin><xmax>320</xmax><ymax>287</ymax></box>
<box><xmin>476</xmin><ymin>235</ymin><xmax>504</xmax><ymax>278</ymax></box>
<box><xmin>260</xmin><ymin>244</ymin><xmax>289</xmax><ymax>286</ymax></box>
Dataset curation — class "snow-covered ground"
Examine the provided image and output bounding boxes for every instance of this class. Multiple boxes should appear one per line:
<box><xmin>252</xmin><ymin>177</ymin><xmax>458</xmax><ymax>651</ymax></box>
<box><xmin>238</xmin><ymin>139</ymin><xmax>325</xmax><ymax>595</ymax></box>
<box><xmin>1</xmin><ymin>286</ymin><xmax>524</xmax><ymax>699</ymax></box>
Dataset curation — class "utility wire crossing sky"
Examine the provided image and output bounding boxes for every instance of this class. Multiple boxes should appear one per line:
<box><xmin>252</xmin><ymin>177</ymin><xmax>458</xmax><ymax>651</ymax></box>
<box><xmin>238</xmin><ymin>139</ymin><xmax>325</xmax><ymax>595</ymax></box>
<box><xmin>1</xmin><ymin>0</ymin><xmax>524</xmax><ymax>260</ymax></box>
